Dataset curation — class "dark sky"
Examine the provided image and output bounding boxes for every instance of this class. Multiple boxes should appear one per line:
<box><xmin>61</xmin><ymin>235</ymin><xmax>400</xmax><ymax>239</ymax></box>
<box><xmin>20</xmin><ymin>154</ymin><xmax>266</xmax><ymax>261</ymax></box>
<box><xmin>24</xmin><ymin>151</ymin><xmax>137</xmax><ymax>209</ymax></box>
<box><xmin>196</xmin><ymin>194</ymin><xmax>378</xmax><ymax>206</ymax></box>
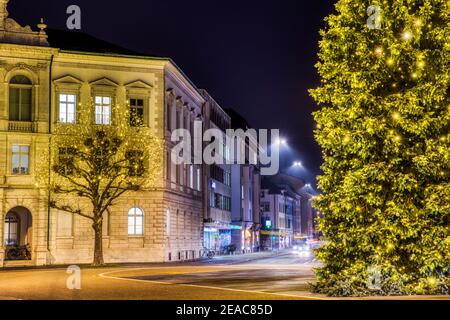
<box><xmin>10</xmin><ymin>0</ymin><xmax>335</xmax><ymax>186</ymax></box>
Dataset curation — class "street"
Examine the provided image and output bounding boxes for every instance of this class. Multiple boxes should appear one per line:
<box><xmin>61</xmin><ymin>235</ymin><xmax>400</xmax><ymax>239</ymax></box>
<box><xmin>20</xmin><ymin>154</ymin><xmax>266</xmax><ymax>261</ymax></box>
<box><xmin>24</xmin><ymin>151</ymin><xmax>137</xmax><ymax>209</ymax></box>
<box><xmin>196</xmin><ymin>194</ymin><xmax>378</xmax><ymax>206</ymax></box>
<box><xmin>0</xmin><ymin>250</ymin><xmax>448</xmax><ymax>300</ymax></box>
<box><xmin>0</xmin><ymin>250</ymin><xmax>317</xmax><ymax>300</ymax></box>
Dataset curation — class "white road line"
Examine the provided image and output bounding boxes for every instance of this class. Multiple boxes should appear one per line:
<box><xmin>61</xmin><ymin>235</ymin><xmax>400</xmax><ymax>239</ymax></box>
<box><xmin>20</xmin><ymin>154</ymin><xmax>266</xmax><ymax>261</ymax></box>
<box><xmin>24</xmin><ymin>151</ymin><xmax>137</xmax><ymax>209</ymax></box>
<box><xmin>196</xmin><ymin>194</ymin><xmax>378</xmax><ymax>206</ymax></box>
<box><xmin>98</xmin><ymin>268</ymin><xmax>326</xmax><ymax>300</ymax></box>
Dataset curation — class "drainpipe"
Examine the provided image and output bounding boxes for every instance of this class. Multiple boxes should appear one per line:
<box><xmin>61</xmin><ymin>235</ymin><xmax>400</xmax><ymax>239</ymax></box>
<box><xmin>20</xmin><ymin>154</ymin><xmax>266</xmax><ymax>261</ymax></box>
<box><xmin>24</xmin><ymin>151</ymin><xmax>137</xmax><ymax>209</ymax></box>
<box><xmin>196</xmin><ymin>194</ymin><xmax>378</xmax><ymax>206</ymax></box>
<box><xmin>47</xmin><ymin>54</ymin><xmax>54</xmax><ymax>252</ymax></box>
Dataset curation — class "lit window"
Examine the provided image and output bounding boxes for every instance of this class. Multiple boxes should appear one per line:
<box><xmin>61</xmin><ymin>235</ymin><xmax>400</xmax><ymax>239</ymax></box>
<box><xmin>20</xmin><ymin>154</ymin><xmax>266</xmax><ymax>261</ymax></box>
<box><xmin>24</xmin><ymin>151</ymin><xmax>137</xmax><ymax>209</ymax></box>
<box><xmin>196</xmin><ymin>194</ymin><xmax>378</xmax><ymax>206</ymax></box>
<box><xmin>4</xmin><ymin>213</ymin><xmax>19</xmax><ymax>246</ymax></box>
<box><xmin>59</xmin><ymin>94</ymin><xmax>76</xmax><ymax>123</ymax></box>
<box><xmin>189</xmin><ymin>165</ymin><xmax>194</xmax><ymax>189</ymax></box>
<box><xmin>129</xmin><ymin>98</ymin><xmax>144</xmax><ymax>127</ymax></box>
<box><xmin>128</xmin><ymin>207</ymin><xmax>144</xmax><ymax>235</ymax></box>
<box><xmin>196</xmin><ymin>168</ymin><xmax>201</xmax><ymax>191</ymax></box>
<box><xmin>95</xmin><ymin>96</ymin><xmax>111</xmax><ymax>125</ymax></box>
<box><xmin>12</xmin><ymin>145</ymin><xmax>30</xmax><ymax>175</ymax></box>
<box><xmin>225</xmin><ymin>143</ymin><xmax>230</xmax><ymax>163</ymax></box>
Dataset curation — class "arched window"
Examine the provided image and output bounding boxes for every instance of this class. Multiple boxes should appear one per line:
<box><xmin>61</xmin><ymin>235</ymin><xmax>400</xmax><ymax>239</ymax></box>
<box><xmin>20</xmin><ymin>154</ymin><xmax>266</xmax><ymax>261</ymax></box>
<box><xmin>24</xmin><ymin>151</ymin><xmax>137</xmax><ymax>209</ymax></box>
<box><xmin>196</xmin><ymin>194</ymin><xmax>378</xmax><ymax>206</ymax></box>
<box><xmin>4</xmin><ymin>212</ymin><xmax>19</xmax><ymax>246</ymax></box>
<box><xmin>9</xmin><ymin>75</ymin><xmax>32</xmax><ymax>122</ymax></box>
<box><xmin>128</xmin><ymin>207</ymin><xmax>144</xmax><ymax>235</ymax></box>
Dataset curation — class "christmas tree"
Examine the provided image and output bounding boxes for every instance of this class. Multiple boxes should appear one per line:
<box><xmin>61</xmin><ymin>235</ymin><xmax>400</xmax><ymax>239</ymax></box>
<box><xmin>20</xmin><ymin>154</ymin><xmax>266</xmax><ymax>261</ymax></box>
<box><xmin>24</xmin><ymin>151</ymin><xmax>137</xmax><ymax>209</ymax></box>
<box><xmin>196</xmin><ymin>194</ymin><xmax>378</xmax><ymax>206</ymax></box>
<box><xmin>310</xmin><ymin>0</ymin><xmax>449</xmax><ymax>296</ymax></box>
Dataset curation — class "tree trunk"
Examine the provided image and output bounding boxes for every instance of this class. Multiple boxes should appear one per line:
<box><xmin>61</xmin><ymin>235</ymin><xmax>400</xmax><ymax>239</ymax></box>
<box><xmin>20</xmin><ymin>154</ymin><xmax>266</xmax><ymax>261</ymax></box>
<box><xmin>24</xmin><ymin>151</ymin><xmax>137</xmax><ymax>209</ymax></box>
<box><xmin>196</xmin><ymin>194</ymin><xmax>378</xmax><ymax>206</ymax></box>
<box><xmin>93</xmin><ymin>220</ymin><xmax>104</xmax><ymax>266</ymax></box>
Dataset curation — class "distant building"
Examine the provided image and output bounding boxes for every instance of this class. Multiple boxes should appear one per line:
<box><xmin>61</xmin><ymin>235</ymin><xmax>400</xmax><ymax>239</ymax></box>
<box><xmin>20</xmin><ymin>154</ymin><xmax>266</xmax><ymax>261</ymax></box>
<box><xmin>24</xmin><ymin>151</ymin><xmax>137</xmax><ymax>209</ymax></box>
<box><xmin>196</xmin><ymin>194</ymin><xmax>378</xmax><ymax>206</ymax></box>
<box><xmin>226</xmin><ymin>109</ymin><xmax>261</xmax><ymax>253</ymax></box>
<box><xmin>260</xmin><ymin>174</ymin><xmax>316</xmax><ymax>250</ymax></box>
<box><xmin>200</xmin><ymin>91</ymin><xmax>234</xmax><ymax>253</ymax></box>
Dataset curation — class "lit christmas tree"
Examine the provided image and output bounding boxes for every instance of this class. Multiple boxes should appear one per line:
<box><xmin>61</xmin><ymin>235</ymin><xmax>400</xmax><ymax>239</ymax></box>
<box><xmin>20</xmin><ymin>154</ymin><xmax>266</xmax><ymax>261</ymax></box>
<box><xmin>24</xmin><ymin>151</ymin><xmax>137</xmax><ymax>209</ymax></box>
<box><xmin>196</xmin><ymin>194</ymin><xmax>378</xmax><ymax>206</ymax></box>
<box><xmin>310</xmin><ymin>0</ymin><xmax>449</xmax><ymax>296</ymax></box>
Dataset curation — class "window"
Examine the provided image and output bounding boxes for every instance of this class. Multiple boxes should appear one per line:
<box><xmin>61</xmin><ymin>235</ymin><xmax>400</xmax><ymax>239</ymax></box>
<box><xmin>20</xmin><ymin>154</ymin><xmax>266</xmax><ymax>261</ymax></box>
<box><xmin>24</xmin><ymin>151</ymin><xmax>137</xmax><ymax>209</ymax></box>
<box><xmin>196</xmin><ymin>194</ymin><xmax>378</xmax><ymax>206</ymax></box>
<box><xmin>183</xmin><ymin>164</ymin><xmax>188</xmax><ymax>186</ymax></box>
<box><xmin>176</xmin><ymin>164</ymin><xmax>180</xmax><ymax>184</ymax></box>
<box><xmin>214</xmin><ymin>194</ymin><xmax>231</xmax><ymax>212</ymax></box>
<box><xmin>9</xmin><ymin>75</ymin><xmax>32</xmax><ymax>121</ymax></box>
<box><xmin>59</xmin><ymin>94</ymin><xmax>76</xmax><ymax>123</ymax></box>
<box><xmin>128</xmin><ymin>207</ymin><xmax>144</xmax><ymax>235</ymax></box>
<box><xmin>196</xmin><ymin>167</ymin><xmax>201</xmax><ymax>191</ymax></box>
<box><xmin>12</xmin><ymin>145</ymin><xmax>30</xmax><ymax>175</ymax></box>
<box><xmin>224</xmin><ymin>171</ymin><xmax>231</xmax><ymax>187</ymax></box>
<box><xmin>165</xmin><ymin>151</ymin><xmax>171</xmax><ymax>180</ymax></box>
<box><xmin>4</xmin><ymin>213</ymin><xmax>19</xmax><ymax>246</ymax></box>
<box><xmin>224</xmin><ymin>143</ymin><xmax>230</xmax><ymax>163</ymax></box>
<box><xmin>95</xmin><ymin>96</ymin><xmax>111</xmax><ymax>125</ymax></box>
<box><xmin>261</xmin><ymin>202</ymin><xmax>270</xmax><ymax>212</ymax></box>
<box><xmin>129</xmin><ymin>98</ymin><xmax>144</xmax><ymax>127</ymax></box>
<box><xmin>210</xmin><ymin>191</ymin><xmax>215</xmax><ymax>208</ymax></box>
<box><xmin>166</xmin><ymin>103</ymin><xmax>171</xmax><ymax>131</ymax></box>
<box><xmin>210</xmin><ymin>165</ymin><xmax>225</xmax><ymax>184</ymax></box>
<box><xmin>189</xmin><ymin>165</ymin><xmax>194</xmax><ymax>189</ymax></box>
<box><xmin>126</xmin><ymin>151</ymin><xmax>145</xmax><ymax>177</ymax></box>
<box><xmin>58</xmin><ymin>147</ymin><xmax>76</xmax><ymax>175</ymax></box>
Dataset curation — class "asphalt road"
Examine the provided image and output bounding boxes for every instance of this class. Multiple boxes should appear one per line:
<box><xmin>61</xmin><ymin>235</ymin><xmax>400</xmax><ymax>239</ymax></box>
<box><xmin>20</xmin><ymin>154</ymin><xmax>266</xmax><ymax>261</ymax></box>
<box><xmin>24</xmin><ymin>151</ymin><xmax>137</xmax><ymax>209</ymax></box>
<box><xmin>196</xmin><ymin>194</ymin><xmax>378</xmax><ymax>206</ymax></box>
<box><xmin>0</xmin><ymin>250</ymin><xmax>448</xmax><ymax>300</ymax></box>
<box><xmin>0</xmin><ymin>250</ymin><xmax>319</xmax><ymax>300</ymax></box>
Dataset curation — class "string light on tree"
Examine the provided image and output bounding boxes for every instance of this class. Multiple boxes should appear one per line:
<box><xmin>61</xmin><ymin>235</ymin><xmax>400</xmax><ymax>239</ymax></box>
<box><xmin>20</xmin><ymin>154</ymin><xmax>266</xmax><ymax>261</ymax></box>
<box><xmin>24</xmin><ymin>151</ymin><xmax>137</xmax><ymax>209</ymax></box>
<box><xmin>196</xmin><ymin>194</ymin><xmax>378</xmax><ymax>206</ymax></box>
<box><xmin>402</xmin><ymin>30</ymin><xmax>413</xmax><ymax>41</ymax></box>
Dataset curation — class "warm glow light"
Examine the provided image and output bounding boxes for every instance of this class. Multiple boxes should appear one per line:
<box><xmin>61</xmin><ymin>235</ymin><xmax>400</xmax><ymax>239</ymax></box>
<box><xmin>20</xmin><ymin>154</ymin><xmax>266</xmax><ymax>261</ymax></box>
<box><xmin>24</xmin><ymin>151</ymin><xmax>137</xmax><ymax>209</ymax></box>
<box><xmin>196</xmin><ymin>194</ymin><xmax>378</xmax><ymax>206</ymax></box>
<box><xmin>374</xmin><ymin>47</ymin><xmax>383</xmax><ymax>56</ymax></box>
<box><xmin>402</xmin><ymin>31</ymin><xmax>413</xmax><ymax>41</ymax></box>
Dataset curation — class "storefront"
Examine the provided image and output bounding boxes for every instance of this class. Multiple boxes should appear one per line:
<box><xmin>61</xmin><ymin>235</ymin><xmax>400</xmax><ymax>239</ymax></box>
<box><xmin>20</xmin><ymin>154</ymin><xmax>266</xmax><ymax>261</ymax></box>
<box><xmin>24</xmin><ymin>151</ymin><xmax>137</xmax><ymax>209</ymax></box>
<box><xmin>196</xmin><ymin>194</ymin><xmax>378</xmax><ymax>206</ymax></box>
<box><xmin>260</xmin><ymin>230</ymin><xmax>291</xmax><ymax>251</ymax></box>
<box><xmin>204</xmin><ymin>222</ymin><xmax>241</xmax><ymax>254</ymax></box>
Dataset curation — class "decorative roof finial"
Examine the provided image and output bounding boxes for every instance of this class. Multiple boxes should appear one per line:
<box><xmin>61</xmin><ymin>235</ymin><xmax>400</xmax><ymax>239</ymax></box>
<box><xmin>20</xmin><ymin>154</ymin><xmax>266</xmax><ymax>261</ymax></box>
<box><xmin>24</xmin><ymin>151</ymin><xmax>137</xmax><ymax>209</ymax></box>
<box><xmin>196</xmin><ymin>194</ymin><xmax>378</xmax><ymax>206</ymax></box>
<box><xmin>37</xmin><ymin>18</ymin><xmax>47</xmax><ymax>33</ymax></box>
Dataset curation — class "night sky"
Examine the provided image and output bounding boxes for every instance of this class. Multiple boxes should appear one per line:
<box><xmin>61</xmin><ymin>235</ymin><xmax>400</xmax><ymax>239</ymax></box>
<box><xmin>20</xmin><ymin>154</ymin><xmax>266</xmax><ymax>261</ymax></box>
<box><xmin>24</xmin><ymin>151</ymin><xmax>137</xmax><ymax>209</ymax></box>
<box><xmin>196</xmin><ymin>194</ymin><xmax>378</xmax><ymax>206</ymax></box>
<box><xmin>10</xmin><ymin>0</ymin><xmax>336</xmax><ymax>187</ymax></box>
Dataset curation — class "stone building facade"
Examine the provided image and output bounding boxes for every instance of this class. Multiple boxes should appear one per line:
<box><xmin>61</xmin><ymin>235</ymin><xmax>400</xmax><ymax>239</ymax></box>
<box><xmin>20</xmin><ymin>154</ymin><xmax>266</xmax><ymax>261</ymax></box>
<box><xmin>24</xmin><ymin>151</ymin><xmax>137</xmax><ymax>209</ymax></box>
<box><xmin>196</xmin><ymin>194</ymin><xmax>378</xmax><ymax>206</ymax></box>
<box><xmin>0</xmin><ymin>1</ymin><xmax>205</xmax><ymax>267</ymax></box>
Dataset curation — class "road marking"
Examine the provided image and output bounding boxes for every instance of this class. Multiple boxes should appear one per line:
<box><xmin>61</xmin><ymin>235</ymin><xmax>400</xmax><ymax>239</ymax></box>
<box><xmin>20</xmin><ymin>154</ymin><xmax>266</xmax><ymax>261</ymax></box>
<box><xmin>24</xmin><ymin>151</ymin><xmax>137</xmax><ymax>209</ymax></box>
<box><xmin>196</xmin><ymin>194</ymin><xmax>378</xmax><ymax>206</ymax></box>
<box><xmin>98</xmin><ymin>268</ymin><xmax>327</xmax><ymax>300</ymax></box>
<box><xmin>0</xmin><ymin>296</ymin><xmax>22</xmax><ymax>300</ymax></box>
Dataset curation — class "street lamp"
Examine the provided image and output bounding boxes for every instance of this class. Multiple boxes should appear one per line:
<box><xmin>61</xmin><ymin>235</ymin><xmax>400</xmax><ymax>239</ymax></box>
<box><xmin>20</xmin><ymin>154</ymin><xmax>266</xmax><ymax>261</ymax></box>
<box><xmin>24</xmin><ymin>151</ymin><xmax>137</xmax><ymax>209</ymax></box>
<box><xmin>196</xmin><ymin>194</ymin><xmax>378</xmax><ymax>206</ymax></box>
<box><xmin>275</xmin><ymin>138</ymin><xmax>287</xmax><ymax>146</ymax></box>
<box><xmin>293</xmin><ymin>161</ymin><xmax>303</xmax><ymax>167</ymax></box>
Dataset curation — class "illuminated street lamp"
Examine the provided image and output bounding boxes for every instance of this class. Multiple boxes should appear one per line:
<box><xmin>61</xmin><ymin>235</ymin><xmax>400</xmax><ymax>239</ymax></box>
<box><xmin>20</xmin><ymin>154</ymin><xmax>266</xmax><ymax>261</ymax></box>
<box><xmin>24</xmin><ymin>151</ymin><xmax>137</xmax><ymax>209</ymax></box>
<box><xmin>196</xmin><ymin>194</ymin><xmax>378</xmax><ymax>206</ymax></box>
<box><xmin>275</xmin><ymin>138</ymin><xmax>287</xmax><ymax>146</ymax></box>
<box><xmin>293</xmin><ymin>161</ymin><xmax>303</xmax><ymax>167</ymax></box>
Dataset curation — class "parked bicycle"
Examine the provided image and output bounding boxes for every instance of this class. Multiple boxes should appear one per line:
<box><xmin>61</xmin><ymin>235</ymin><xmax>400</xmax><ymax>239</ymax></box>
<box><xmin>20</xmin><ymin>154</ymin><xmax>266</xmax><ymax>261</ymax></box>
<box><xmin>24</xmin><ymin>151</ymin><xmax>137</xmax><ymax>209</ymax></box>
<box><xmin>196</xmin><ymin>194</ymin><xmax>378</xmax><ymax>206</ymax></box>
<box><xmin>201</xmin><ymin>247</ymin><xmax>216</xmax><ymax>259</ymax></box>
